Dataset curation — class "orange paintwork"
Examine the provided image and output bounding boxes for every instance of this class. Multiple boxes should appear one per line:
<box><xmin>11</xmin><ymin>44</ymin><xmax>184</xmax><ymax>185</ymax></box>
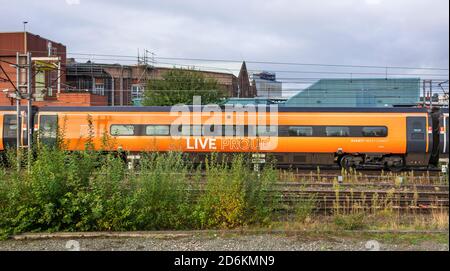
<box><xmin>0</xmin><ymin>113</ymin><xmax>4</xmax><ymax>150</ymax></box>
<box><xmin>33</xmin><ymin>111</ymin><xmax>429</xmax><ymax>155</ymax></box>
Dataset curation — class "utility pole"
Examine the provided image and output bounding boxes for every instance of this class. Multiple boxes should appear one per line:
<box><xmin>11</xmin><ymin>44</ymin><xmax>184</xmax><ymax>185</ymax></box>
<box><xmin>14</xmin><ymin>52</ymin><xmax>33</xmax><ymax>172</ymax></box>
<box><xmin>15</xmin><ymin>53</ymin><xmax>21</xmax><ymax>171</ymax></box>
<box><xmin>26</xmin><ymin>52</ymin><xmax>32</xmax><ymax>172</ymax></box>
<box><xmin>23</xmin><ymin>21</ymin><xmax>27</xmax><ymax>54</ymax></box>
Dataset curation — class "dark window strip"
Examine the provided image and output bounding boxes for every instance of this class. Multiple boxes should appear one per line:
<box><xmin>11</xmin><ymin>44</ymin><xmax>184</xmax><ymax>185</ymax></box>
<box><xmin>109</xmin><ymin>124</ymin><xmax>388</xmax><ymax>137</ymax></box>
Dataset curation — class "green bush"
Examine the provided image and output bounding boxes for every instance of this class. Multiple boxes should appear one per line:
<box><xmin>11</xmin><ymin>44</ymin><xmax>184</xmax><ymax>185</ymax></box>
<box><xmin>194</xmin><ymin>154</ymin><xmax>278</xmax><ymax>228</ymax></box>
<box><xmin>294</xmin><ymin>194</ymin><xmax>317</xmax><ymax>223</ymax></box>
<box><xmin>133</xmin><ymin>152</ymin><xmax>193</xmax><ymax>230</ymax></box>
<box><xmin>0</xmin><ymin>147</ymin><xmax>280</xmax><ymax>238</ymax></box>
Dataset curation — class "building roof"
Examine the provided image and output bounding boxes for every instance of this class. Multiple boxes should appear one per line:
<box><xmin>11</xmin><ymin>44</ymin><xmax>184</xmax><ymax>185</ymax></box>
<box><xmin>0</xmin><ymin>32</ymin><xmax>66</xmax><ymax>56</ymax></box>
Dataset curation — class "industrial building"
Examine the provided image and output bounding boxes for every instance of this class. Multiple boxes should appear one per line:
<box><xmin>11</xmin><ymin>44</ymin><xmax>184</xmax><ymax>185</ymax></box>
<box><xmin>224</xmin><ymin>78</ymin><xmax>422</xmax><ymax>108</ymax></box>
<box><xmin>284</xmin><ymin>78</ymin><xmax>421</xmax><ymax>107</ymax></box>
<box><xmin>250</xmin><ymin>71</ymin><xmax>282</xmax><ymax>98</ymax></box>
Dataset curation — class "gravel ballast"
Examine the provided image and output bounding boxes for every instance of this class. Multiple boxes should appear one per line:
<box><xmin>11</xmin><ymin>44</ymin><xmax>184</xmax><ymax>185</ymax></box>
<box><xmin>0</xmin><ymin>233</ymin><xmax>448</xmax><ymax>251</ymax></box>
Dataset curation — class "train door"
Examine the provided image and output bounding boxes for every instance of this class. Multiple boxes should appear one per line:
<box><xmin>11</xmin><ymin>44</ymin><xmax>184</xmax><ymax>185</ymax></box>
<box><xmin>441</xmin><ymin>113</ymin><xmax>449</xmax><ymax>155</ymax></box>
<box><xmin>429</xmin><ymin>110</ymin><xmax>441</xmax><ymax>166</ymax></box>
<box><xmin>2</xmin><ymin>114</ymin><xmax>19</xmax><ymax>148</ymax></box>
<box><xmin>406</xmin><ymin>117</ymin><xmax>427</xmax><ymax>153</ymax></box>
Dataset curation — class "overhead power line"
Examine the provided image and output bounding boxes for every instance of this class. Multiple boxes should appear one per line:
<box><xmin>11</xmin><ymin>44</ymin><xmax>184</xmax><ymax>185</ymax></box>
<box><xmin>65</xmin><ymin>57</ymin><xmax>449</xmax><ymax>77</ymax></box>
<box><xmin>66</xmin><ymin>52</ymin><xmax>449</xmax><ymax>71</ymax></box>
<box><xmin>1</xmin><ymin>48</ymin><xmax>448</xmax><ymax>71</ymax></box>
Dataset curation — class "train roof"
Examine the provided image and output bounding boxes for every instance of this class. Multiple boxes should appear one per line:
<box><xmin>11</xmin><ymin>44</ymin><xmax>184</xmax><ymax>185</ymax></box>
<box><xmin>0</xmin><ymin>106</ymin><xmax>441</xmax><ymax>113</ymax></box>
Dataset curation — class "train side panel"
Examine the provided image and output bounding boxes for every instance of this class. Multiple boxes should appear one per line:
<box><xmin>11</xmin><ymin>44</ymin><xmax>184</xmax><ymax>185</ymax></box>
<box><xmin>41</xmin><ymin>111</ymin><xmax>424</xmax><ymax>156</ymax></box>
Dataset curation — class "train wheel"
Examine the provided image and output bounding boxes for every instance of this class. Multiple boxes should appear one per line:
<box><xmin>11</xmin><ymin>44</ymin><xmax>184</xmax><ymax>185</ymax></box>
<box><xmin>385</xmin><ymin>159</ymin><xmax>404</xmax><ymax>172</ymax></box>
<box><xmin>387</xmin><ymin>164</ymin><xmax>404</xmax><ymax>172</ymax></box>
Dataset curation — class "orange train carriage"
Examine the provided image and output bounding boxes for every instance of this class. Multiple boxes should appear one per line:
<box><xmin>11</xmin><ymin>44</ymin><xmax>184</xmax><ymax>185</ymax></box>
<box><xmin>0</xmin><ymin>106</ymin><xmax>448</xmax><ymax>170</ymax></box>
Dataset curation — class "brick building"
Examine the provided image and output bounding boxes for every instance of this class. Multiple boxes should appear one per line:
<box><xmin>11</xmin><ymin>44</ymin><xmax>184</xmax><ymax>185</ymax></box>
<box><xmin>0</xmin><ymin>32</ymin><xmax>107</xmax><ymax>106</ymax></box>
<box><xmin>66</xmin><ymin>60</ymin><xmax>241</xmax><ymax>105</ymax></box>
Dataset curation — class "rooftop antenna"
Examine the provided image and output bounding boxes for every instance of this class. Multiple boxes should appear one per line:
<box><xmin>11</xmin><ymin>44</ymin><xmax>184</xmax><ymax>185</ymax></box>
<box><xmin>23</xmin><ymin>21</ymin><xmax>28</xmax><ymax>53</ymax></box>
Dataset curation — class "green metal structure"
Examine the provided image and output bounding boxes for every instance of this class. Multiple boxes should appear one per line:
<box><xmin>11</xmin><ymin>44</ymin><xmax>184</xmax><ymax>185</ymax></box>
<box><xmin>284</xmin><ymin>78</ymin><xmax>420</xmax><ymax>107</ymax></box>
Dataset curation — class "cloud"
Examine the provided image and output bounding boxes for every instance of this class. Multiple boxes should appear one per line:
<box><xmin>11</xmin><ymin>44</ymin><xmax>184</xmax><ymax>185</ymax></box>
<box><xmin>365</xmin><ymin>0</ymin><xmax>382</xmax><ymax>5</ymax></box>
<box><xmin>65</xmin><ymin>0</ymin><xmax>80</xmax><ymax>5</ymax></box>
<box><xmin>0</xmin><ymin>0</ymin><xmax>448</xmax><ymax>79</ymax></box>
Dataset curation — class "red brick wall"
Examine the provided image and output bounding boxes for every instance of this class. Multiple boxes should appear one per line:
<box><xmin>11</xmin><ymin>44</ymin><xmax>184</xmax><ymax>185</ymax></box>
<box><xmin>0</xmin><ymin>56</ymin><xmax>17</xmax><ymax>94</ymax></box>
<box><xmin>43</xmin><ymin>93</ymin><xmax>108</xmax><ymax>106</ymax></box>
<box><xmin>0</xmin><ymin>32</ymin><xmax>67</xmax><ymax>105</ymax></box>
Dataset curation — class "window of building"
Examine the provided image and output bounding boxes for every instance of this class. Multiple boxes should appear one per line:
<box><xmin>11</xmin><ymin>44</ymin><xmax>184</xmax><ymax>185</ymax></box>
<box><xmin>326</xmin><ymin>126</ymin><xmax>350</xmax><ymax>137</ymax></box>
<box><xmin>110</xmin><ymin>125</ymin><xmax>135</xmax><ymax>136</ymax></box>
<box><xmin>94</xmin><ymin>83</ymin><xmax>105</xmax><ymax>96</ymax></box>
<box><xmin>288</xmin><ymin>126</ymin><xmax>313</xmax><ymax>136</ymax></box>
<box><xmin>131</xmin><ymin>84</ymin><xmax>144</xmax><ymax>99</ymax></box>
<box><xmin>145</xmin><ymin>125</ymin><xmax>170</xmax><ymax>136</ymax></box>
<box><xmin>362</xmin><ymin>126</ymin><xmax>387</xmax><ymax>137</ymax></box>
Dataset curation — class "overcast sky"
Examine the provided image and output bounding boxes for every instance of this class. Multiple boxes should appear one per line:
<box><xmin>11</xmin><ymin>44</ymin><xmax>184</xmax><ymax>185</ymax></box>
<box><xmin>1</xmin><ymin>0</ymin><xmax>448</xmax><ymax>93</ymax></box>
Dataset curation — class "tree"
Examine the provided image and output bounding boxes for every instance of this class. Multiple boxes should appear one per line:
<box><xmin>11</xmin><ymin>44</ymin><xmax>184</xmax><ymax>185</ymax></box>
<box><xmin>142</xmin><ymin>68</ymin><xmax>228</xmax><ymax>106</ymax></box>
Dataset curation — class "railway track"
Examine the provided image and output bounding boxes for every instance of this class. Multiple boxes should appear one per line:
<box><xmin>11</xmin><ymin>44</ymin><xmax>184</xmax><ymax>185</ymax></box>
<box><xmin>187</xmin><ymin>181</ymin><xmax>449</xmax><ymax>214</ymax></box>
<box><xmin>273</xmin><ymin>181</ymin><xmax>449</xmax><ymax>191</ymax></box>
<box><xmin>278</xmin><ymin>168</ymin><xmax>448</xmax><ymax>184</ymax></box>
<box><xmin>275</xmin><ymin>165</ymin><xmax>445</xmax><ymax>173</ymax></box>
<box><xmin>144</xmin><ymin>171</ymin><xmax>447</xmax><ymax>183</ymax></box>
<box><xmin>277</xmin><ymin>182</ymin><xmax>449</xmax><ymax>213</ymax></box>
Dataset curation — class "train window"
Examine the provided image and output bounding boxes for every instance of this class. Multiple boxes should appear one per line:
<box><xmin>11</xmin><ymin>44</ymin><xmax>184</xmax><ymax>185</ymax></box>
<box><xmin>326</xmin><ymin>127</ymin><xmax>350</xmax><ymax>137</ymax></box>
<box><xmin>40</xmin><ymin>115</ymin><xmax>58</xmax><ymax>138</ymax></box>
<box><xmin>362</xmin><ymin>127</ymin><xmax>387</xmax><ymax>137</ymax></box>
<box><xmin>288</xmin><ymin>126</ymin><xmax>313</xmax><ymax>136</ymax></box>
<box><xmin>202</xmin><ymin>124</ymin><xmax>221</xmax><ymax>136</ymax></box>
<box><xmin>257</xmin><ymin>125</ymin><xmax>278</xmax><ymax>136</ymax></box>
<box><xmin>39</xmin><ymin>115</ymin><xmax>58</xmax><ymax>147</ymax></box>
<box><xmin>192</xmin><ymin>125</ymin><xmax>204</xmax><ymax>136</ymax></box>
<box><xmin>8</xmin><ymin>120</ymin><xmax>17</xmax><ymax>132</ymax></box>
<box><xmin>145</xmin><ymin>125</ymin><xmax>169</xmax><ymax>136</ymax></box>
<box><xmin>3</xmin><ymin>116</ymin><xmax>17</xmax><ymax>137</ymax></box>
<box><xmin>3</xmin><ymin>115</ymin><xmax>18</xmax><ymax>148</ymax></box>
<box><xmin>247</xmin><ymin>125</ymin><xmax>257</xmax><ymax>137</ymax></box>
<box><xmin>173</xmin><ymin>125</ymin><xmax>192</xmax><ymax>136</ymax></box>
<box><xmin>235</xmin><ymin>125</ymin><xmax>246</xmax><ymax>137</ymax></box>
<box><xmin>223</xmin><ymin>125</ymin><xmax>235</xmax><ymax>136</ymax></box>
<box><xmin>221</xmin><ymin>125</ymin><xmax>247</xmax><ymax>137</ymax></box>
<box><xmin>181</xmin><ymin>125</ymin><xmax>191</xmax><ymax>136</ymax></box>
<box><xmin>110</xmin><ymin>125</ymin><xmax>135</xmax><ymax>136</ymax></box>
